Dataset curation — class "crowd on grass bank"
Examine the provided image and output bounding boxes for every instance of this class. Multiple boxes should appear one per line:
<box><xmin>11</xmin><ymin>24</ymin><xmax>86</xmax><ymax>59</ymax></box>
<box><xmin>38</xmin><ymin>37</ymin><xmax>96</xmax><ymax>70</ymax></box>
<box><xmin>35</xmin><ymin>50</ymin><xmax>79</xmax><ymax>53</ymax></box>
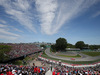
<box><xmin>0</xmin><ymin>64</ymin><xmax>48</xmax><ymax>75</ymax></box>
<box><xmin>52</xmin><ymin>65</ymin><xmax>100</xmax><ymax>75</ymax></box>
<box><xmin>0</xmin><ymin>43</ymin><xmax>41</xmax><ymax>59</ymax></box>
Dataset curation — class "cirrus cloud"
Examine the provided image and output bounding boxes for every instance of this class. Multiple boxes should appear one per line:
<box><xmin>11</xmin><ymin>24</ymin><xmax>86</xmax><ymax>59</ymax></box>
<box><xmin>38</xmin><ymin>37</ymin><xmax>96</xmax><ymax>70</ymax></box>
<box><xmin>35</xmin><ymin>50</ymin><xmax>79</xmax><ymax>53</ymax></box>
<box><xmin>35</xmin><ymin>0</ymin><xmax>99</xmax><ymax>35</ymax></box>
<box><xmin>0</xmin><ymin>0</ymin><xmax>99</xmax><ymax>36</ymax></box>
<box><xmin>0</xmin><ymin>0</ymin><xmax>36</xmax><ymax>33</ymax></box>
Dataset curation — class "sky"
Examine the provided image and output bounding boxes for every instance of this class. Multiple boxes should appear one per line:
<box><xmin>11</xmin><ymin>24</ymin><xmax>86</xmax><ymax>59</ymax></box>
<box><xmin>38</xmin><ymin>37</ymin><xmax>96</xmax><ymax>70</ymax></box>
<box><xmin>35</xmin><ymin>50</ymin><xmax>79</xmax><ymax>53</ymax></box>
<box><xmin>0</xmin><ymin>0</ymin><xmax>100</xmax><ymax>45</ymax></box>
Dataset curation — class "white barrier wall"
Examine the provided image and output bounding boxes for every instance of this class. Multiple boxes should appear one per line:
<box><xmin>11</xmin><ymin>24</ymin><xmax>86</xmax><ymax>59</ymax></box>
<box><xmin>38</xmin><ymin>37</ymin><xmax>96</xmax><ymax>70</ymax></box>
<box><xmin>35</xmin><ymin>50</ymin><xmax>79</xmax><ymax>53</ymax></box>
<box><xmin>38</xmin><ymin>56</ymin><xmax>100</xmax><ymax>68</ymax></box>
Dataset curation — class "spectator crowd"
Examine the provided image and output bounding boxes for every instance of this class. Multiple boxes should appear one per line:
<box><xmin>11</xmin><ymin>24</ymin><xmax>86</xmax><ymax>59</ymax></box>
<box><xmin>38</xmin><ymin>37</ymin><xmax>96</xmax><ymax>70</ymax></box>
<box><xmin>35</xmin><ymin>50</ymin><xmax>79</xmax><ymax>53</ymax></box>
<box><xmin>1</xmin><ymin>64</ymin><xmax>100</xmax><ymax>75</ymax></box>
<box><xmin>52</xmin><ymin>65</ymin><xmax>100</xmax><ymax>75</ymax></box>
<box><xmin>0</xmin><ymin>43</ymin><xmax>41</xmax><ymax>59</ymax></box>
<box><xmin>0</xmin><ymin>64</ymin><xmax>47</xmax><ymax>75</ymax></box>
<box><xmin>38</xmin><ymin>55</ymin><xmax>100</xmax><ymax>75</ymax></box>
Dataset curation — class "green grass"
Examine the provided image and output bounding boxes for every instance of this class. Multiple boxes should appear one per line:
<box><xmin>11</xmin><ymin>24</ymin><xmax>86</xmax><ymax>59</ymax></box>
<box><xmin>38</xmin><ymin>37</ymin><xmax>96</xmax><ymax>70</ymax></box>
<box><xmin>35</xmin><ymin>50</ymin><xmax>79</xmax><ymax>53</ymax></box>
<box><xmin>82</xmin><ymin>52</ymin><xmax>100</xmax><ymax>56</ymax></box>
<box><xmin>41</xmin><ymin>51</ymin><xmax>100</xmax><ymax>64</ymax></box>
<box><xmin>12</xmin><ymin>60</ymin><xmax>23</xmax><ymax>65</ymax></box>
<box><xmin>57</xmin><ymin>54</ymin><xmax>81</xmax><ymax>58</ymax></box>
<box><xmin>24</xmin><ymin>56</ymin><xmax>30</xmax><ymax>61</ymax></box>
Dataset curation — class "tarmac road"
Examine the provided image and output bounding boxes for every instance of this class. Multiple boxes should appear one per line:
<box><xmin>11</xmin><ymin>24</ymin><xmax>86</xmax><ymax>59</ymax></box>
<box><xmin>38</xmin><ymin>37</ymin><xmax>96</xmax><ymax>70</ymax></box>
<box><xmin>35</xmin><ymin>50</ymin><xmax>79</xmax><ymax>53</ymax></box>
<box><xmin>45</xmin><ymin>48</ymin><xmax>100</xmax><ymax>61</ymax></box>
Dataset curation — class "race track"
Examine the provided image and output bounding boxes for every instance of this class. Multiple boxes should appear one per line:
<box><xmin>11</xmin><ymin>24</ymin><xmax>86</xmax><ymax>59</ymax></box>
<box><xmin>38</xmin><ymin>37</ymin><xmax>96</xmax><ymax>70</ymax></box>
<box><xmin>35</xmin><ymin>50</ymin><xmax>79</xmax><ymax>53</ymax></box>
<box><xmin>45</xmin><ymin>48</ymin><xmax>100</xmax><ymax>61</ymax></box>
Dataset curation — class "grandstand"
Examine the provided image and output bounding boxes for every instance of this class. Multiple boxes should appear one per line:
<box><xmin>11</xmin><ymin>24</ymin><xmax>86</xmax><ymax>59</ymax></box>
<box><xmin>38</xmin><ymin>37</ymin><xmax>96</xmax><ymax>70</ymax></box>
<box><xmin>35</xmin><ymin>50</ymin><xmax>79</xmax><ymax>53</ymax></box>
<box><xmin>0</xmin><ymin>44</ymin><xmax>100</xmax><ymax>75</ymax></box>
<box><xmin>0</xmin><ymin>64</ymin><xmax>47</xmax><ymax>75</ymax></box>
<box><xmin>0</xmin><ymin>43</ymin><xmax>100</xmax><ymax>75</ymax></box>
<box><xmin>0</xmin><ymin>43</ymin><xmax>42</xmax><ymax>59</ymax></box>
<box><xmin>52</xmin><ymin>65</ymin><xmax>100</xmax><ymax>75</ymax></box>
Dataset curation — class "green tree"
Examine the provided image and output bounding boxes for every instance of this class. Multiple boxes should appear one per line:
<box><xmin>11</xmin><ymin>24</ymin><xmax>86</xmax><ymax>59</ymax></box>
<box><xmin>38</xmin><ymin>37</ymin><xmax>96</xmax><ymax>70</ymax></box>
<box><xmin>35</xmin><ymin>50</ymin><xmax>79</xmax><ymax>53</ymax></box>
<box><xmin>40</xmin><ymin>44</ymin><xmax>46</xmax><ymax>49</ymax></box>
<box><xmin>55</xmin><ymin>38</ymin><xmax>67</xmax><ymax>51</ymax></box>
<box><xmin>67</xmin><ymin>43</ymin><xmax>75</xmax><ymax>48</ymax></box>
<box><xmin>75</xmin><ymin>41</ymin><xmax>85</xmax><ymax>49</ymax></box>
<box><xmin>0</xmin><ymin>45</ymin><xmax>11</xmax><ymax>62</ymax></box>
<box><xmin>84</xmin><ymin>44</ymin><xmax>89</xmax><ymax>48</ymax></box>
<box><xmin>51</xmin><ymin>45</ymin><xmax>56</xmax><ymax>52</ymax></box>
<box><xmin>89</xmin><ymin>45</ymin><xmax>100</xmax><ymax>50</ymax></box>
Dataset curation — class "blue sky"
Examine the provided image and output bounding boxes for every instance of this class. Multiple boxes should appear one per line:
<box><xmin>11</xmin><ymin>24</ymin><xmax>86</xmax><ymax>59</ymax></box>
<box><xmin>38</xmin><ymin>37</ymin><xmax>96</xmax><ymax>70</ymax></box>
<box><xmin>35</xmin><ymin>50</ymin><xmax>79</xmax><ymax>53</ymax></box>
<box><xmin>0</xmin><ymin>0</ymin><xmax>100</xmax><ymax>45</ymax></box>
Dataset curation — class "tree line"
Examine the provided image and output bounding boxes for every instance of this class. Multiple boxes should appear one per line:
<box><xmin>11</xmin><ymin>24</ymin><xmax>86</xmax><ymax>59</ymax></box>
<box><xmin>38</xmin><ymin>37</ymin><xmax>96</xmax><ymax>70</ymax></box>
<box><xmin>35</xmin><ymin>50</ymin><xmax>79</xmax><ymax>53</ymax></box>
<box><xmin>0</xmin><ymin>45</ymin><xmax>11</xmax><ymax>62</ymax></box>
<box><xmin>51</xmin><ymin>38</ymin><xmax>100</xmax><ymax>52</ymax></box>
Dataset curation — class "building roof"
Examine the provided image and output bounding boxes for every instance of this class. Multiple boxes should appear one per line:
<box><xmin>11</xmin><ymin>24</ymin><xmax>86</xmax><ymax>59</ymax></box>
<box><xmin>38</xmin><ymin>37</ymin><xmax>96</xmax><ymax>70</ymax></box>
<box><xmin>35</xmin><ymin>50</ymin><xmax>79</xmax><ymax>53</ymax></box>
<box><xmin>66</xmin><ymin>48</ymin><xmax>80</xmax><ymax>51</ymax></box>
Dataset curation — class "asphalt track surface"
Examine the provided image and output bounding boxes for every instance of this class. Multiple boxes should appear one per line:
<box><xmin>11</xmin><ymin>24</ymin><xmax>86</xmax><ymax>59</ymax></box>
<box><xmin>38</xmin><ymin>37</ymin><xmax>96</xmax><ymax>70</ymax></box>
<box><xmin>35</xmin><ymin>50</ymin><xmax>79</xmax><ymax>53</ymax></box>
<box><xmin>45</xmin><ymin>48</ymin><xmax>100</xmax><ymax>61</ymax></box>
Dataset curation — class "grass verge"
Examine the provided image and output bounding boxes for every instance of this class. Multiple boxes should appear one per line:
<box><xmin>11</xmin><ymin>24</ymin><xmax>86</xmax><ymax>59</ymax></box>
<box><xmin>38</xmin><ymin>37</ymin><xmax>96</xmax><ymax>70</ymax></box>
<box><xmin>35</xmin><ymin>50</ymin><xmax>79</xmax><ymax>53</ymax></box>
<box><xmin>12</xmin><ymin>60</ymin><xmax>23</xmax><ymax>65</ymax></box>
<box><xmin>41</xmin><ymin>51</ymin><xmax>100</xmax><ymax>64</ymax></box>
<box><xmin>57</xmin><ymin>54</ymin><xmax>81</xmax><ymax>58</ymax></box>
<box><xmin>82</xmin><ymin>52</ymin><xmax>100</xmax><ymax>56</ymax></box>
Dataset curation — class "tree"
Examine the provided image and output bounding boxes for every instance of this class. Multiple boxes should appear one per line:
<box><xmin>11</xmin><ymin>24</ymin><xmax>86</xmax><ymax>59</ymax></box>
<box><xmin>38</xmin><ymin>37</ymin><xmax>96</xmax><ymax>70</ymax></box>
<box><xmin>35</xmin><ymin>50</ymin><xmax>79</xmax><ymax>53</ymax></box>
<box><xmin>51</xmin><ymin>45</ymin><xmax>56</xmax><ymax>49</ymax></box>
<box><xmin>75</xmin><ymin>41</ymin><xmax>85</xmax><ymax>49</ymax></box>
<box><xmin>51</xmin><ymin>45</ymin><xmax>56</xmax><ymax>52</ymax></box>
<box><xmin>40</xmin><ymin>44</ymin><xmax>46</xmax><ymax>49</ymax></box>
<box><xmin>55</xmin><ymin>38</ymin><xmax>67</xmax><ymax>51</ymax></box>
<box><xmin>89</xmin><ymin>45</ymin><xmax>100</xmax><ymax>50</ymax></box>
<box><xmin>67</xmin><ymin>43</ymin><xmax>75</xmax><ymax>48</ymax></box>
<box><xmin>0</xmin><ymin>45</ymin><xmax>11</xmax><ymax>62</ymax></box>
<box><xmin>84</xmin><ymin>44</ymin><xmax>89</xmax><ymax>48</ymax></box>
